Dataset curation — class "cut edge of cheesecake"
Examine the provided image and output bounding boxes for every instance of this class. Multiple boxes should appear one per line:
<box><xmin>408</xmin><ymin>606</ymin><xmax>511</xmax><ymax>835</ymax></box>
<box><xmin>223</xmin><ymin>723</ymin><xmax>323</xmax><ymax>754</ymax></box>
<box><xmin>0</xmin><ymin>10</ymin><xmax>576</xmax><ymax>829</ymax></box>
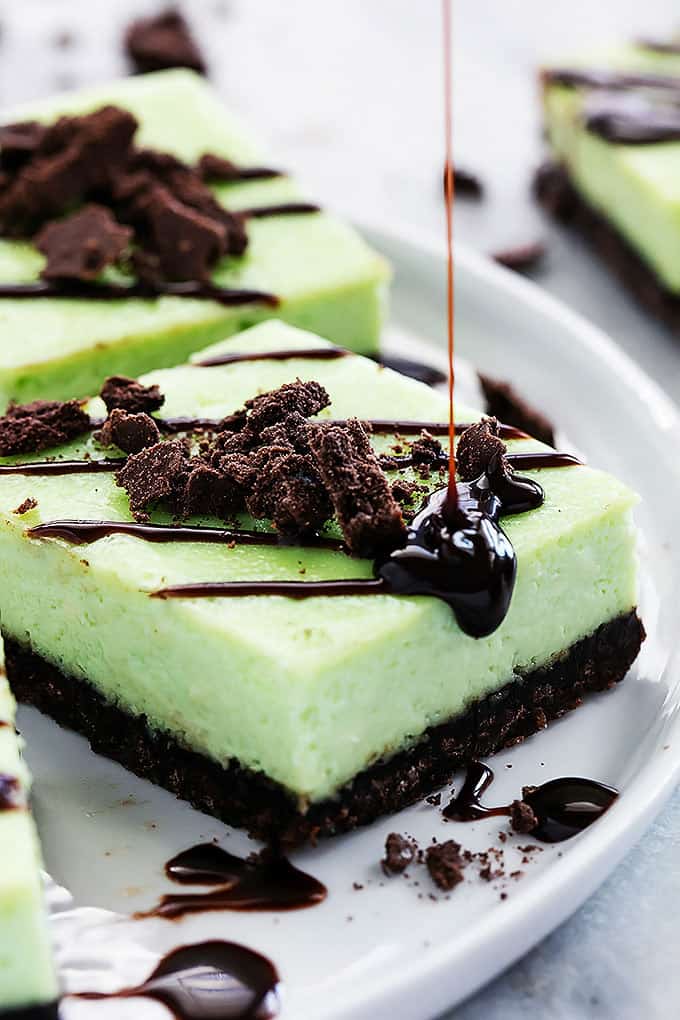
<box><xmin>0</xmin><ymin>651</ymin><xmax>58</xmax><ymax>1014</ymax></box>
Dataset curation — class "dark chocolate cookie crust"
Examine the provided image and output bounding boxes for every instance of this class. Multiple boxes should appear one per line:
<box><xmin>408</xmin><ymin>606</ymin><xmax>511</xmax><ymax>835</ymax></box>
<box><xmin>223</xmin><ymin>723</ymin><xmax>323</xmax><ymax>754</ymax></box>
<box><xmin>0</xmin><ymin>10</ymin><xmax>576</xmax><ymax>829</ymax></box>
<box><xmin>534</xmin><ymin>162</ymin><xmax>680</xmax><ymax>330</ymax></box>
<box><xmin>2</xmin><ymin>1003</ymin><xmax>60</xmax><ymax>1020</ymax></box>
<box><xmin>4</xmin><ymin>610</ymin><xmax>644</xmax><ymax>846</ymax></box>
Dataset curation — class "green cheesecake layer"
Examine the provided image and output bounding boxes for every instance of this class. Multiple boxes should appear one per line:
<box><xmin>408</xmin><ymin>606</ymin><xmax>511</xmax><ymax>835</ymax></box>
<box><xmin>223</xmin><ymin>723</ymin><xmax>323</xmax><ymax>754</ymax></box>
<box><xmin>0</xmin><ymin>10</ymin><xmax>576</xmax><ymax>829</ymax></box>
<box><xmin>0</xmin><ymin>70</ymin><xmax>389</xmax><ymax>409</ymax></box>
<box><xmin>0</xmin><ymin>321</ymin><xmax>639</xmax><ymax>804</ymax></box>
<box><xmin>0</xmin><ymin>657</ymin><xmax>57</xmax><ymax>1012</ymax></box>
<box><xmin>542</xmin><ymin>44</ymin><xmax>680</xmax><ymax>292</ymax></box>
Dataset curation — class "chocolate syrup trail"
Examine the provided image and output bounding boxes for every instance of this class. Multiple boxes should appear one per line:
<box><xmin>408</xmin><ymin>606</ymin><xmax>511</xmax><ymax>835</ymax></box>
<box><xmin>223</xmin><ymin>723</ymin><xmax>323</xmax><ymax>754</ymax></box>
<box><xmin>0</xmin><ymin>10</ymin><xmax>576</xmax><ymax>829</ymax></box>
<box><xmin>194</xmin><ymin>346</ymin><xmax>348</xmax><ymax>367</ymax></box>
<box><xmin>541</xmin><ymin>67</ymin><xmax>680</xmax><ymax>91</ymax></box>
<box><xmin>384</xmin><ymin>450</ymin><xmax>581</xmax><ymax>471</ymax></box>
<box><xmin>136</xmin><ymin>844</ymin><xmax>327</xmax><ymax>919</ymax></box>
<box><xmin>371</xmin><ymin>354</ymin><xmax>448</xmax><ymax>387</ymax></box>
<box><xmin>154</xmin><ymin>461</ymin><xmax>544</xmax><ymax>639</ymax></box>
<box><xmin>0</xmin><ymin>280</ymin><xmax>279</xmax><ymax>307</ymax></box>
<box><xmin>28</xmin><ymin>519</ymin><xmax>345</xmax><ymax>552</ymax></box>
<box><xmin>0</xmin><ymin>458</ymin><xmax>123</xmax><ymax>476</ymax></box>
<box><xmin>240</xmin><ymin>202</ymin><xmax>320</xmax><ymax>218</ymax></box>
<box><xmin>0</xmin><ymin>773</ymin><xmax>24</xmax><ymax>811</ymax></box>
<box><xmin>443</xmin><ymin>761</ymin><xmax>618</xmax><ymax>843</ymax></box>
<box><xmin>636</xmin><ymin>37</ymin><xmax>680</xmax><ymax>55</ymax></box>
<box><xmin>73</xmin><ymin>940</ymin><xmax>280</xmax><ymax>1020</ymax></box>
<box><xmin>219</xmin><ymin>166</ymin><xmax>283</xmax><ymax>181</ymax></box>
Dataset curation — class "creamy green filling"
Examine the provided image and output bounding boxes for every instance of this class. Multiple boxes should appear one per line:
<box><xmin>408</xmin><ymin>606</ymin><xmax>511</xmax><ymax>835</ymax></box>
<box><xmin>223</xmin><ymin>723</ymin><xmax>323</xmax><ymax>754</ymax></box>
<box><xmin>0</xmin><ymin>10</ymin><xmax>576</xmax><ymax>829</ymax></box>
<box><xmin>0</xmin><ymin>322</ymin><xmax>639</xmax><ymax>802</ymax></box>
<box><xmin>543</xmin><ymin>44</ymin><xmax>680</xmax><ymax>291</ymax></box>
<box><xmin>0</xmin><ymin>662</ymin><xmax>57</xmax><ymax>1010</ymax></box>
<box><xmin>0</xmin><ymin>70</ymin><xmax>389</xmax><ymax>408</ymax></box>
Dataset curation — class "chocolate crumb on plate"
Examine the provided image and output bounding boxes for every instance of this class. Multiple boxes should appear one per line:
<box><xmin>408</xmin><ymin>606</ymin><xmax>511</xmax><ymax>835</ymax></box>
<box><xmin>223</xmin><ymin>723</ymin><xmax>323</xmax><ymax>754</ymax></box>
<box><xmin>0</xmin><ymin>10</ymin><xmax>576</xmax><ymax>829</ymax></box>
<box><xmin>124</xmin><ymin>8</ymin><xmax>206</xmax><ymax>75</ymax></box>
<box><xmin>425</xmin><ymin>840</ymin><xmax>466</xmax><ymax>891</ymax></box>
<box><xmin>479</xmin><ymin>373</ymin><xmax>555</xmax><ymax>447</ymax></box>
<box><xmin>509</xmin><ymin>798</ymin><xmax>539</xmax><ymax>835</ymax></box>
<box><xmin>382</xmin><ymin>832</ymin><xmax>417</xmax><ymax>876</ymax></box>
<box><xmin>0</xmin><ymin>399</ymin><xmax>91</xmax><ymax>456</ymax></box>
<box><xmin>100</xmin><ymin>375</ymin><xmax>165</xmax><ymax>415</ymax></box>
<box><xmin>12</xmin><ymin>497</ymin><xmax>37</xmax><ymax>516</ymax></box>
<box><xmin>492</xmin><ymin>240</ymin><xmax>546</xmax><ymax>272</ymax></box>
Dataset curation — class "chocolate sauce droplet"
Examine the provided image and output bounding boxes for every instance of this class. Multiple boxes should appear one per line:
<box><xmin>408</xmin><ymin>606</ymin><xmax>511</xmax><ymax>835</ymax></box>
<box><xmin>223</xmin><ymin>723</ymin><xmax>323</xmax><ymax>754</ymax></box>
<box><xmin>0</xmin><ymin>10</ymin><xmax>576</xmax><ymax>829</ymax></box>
<box><xmin>522</xmin><ymin>778</ymin><xmax>618</xmax><ymax>843</ymax></box>
<box><xmin>0</xmin><ymin>280</ymin><xmax>279</xmax><ymax>307</ymax></box>
<box><xmin>74</xmin><ymin>940</ymin><xmax>280</xmax><ymax>1019</ymax></box>
<box><xmin>377</xmin><ymin>460</ymin><xmax>543</xmax><ymax>637</ymax></box>
<box><xmin>443</xmin><ymin>762</ymin><xmax>618</xmax><ymax>843</ymax></box>
<box><xmin>137</xmin><ymin>844</ymin><xmax>327</xmax><ymax>920</ymax></box>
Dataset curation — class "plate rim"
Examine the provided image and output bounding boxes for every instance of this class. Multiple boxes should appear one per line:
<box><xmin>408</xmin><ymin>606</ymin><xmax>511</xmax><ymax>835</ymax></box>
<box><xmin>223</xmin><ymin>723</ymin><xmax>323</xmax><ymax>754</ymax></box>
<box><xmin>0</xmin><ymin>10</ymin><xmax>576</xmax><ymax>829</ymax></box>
<box><xmin>320</xmin><ymin>224</ymin><xmax>680</xmax><ymax>1020</ymax></box>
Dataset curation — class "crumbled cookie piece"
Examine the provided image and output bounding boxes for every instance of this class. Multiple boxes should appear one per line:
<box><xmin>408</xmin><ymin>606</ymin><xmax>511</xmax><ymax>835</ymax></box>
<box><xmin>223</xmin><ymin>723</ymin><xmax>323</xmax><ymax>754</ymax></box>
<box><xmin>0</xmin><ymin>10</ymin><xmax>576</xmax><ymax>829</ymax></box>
<box><xmin>0</xmin><ymin>399</ymin><xmax>91</xmax><ymax>456</ymax></box>
<box><xmin>95</xmin><ymin>408</ymin><xmax>160</xmax><ymax>454</ymax></box>
<box><xmin>100</xmin><ymin>375</ymin><xmax>165</xmax><ymax>415</ymax></box>
<box><xmin>12</xmin><ymin>497</ymin><xmax>38</xmax><ymax>516</ymax></box>
<box><xmin>425</xmin><ymin>840</ymin><xmax>466</xmax><ymax>891</ymax></box>
<box><xmin>307</xmin><ymin>418</ymin><xmax>406</xmax><ymax>557</ymax></box>
<box><xmin>390</xmin><ymin>477</ymin><xmax>420</xmax><ymax>506</ymax></box>
<box><xmin>410</xmin><ymin>430</ymin><xmax>444</xmax><ymax>467</ymax></box>
<box><xmin>456</xmin><ymin>417</ymin><xmax>507</xmax><ymax>482</ymax></box>
<box><xmin>115</xmin><ymin>439</ymin><xmax>190</xmax><ymax>520</ymax></box>
<box><xmin>124</xmin><ymin>8</ymin><xmax>206</xmax><ymax>75</ymax></box>
<box><xmin>245</xmin><ymin>380</ymin><xmax>331</xmax><ymax>438</ymax></box>
<box><xmin>36</xmin><ymin>204</ymin><xmax>132</xmax><ymax>281</ymax></box>
<box><xmin>509</xmin><ymin>798</ymin><xmax>539</xmax><ymax>835</ymax></box>
<box><xmin>381</xmin><ymin>833</ymin><xmax>417</xmax><ymax>876</ymax></box>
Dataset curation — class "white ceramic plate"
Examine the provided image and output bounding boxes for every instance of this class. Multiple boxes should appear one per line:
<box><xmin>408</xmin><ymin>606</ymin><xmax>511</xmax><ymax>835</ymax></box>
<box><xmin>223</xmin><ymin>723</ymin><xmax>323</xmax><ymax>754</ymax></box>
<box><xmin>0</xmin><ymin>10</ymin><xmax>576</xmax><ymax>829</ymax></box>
<box><xmin>21</xmin><ymin>232</ymin><xmax>680</xmax><ymax>1020</ymax></box>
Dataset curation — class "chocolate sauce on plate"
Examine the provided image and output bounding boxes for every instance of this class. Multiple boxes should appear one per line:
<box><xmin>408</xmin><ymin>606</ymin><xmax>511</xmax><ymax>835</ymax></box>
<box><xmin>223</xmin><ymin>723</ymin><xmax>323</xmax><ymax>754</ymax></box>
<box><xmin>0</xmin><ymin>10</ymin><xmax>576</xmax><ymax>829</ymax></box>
<box><xmin>0</xmin><ymin>280</ymin><xmax>279</xmax><ymax>307</ymax></box>
<box><xmin>136</xmin><ymin>844</ymin><xmax>327</xmax><ymax>920</ymax></box>
<box><xmin>74</xmin><ymin>940</ymin><xmax>280</xmax><ymax>1019</ymax></box>
<box><xmin>443</xmin><ymin>761</ymin><xmax>618</xmax><ymax>843</ymax></box>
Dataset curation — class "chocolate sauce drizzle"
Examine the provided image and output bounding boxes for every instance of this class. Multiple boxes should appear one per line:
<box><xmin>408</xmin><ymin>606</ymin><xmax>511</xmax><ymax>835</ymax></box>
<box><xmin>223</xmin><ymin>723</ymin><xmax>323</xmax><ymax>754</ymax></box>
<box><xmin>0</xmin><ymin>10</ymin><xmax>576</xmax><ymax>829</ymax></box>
<box><xmin>0</xmin><ymin>280</ymin><xmax>279</xmax><ymax>306</ymax></box>
<box><xmin>194</xmin><ymin>346</ymin><xmax>348</xmax><ymax>367</ymax></box>
<box><xmin>28</xmin><ymin>519</ymin><xmax>345</xmax><ymax>552</ymax></box>
<box><xmin>443</xmin><ymin>761</ymin><xmax>618</xmax><ymax>843</ymax></box>
<box><xmin>371</xmin><ymin>354</ymin><xmax>448</xmax><ymax>387</ymax></box>
<box><xmin>543</xmin><ymin>65</ymin><xmax>680</xmax><ymax>144</ymax></box>
<box><xmin>136</xmin><ymin>844</ymin><xmax>327</xmax><ymax>920</ymax></box>
<box><xmin>0</xmin><ymin>458</ymin><xmax>123</xmax><ymax>476</ymax></box>
<box><xmin>0</xmin><ymin>773</ymin><xmax>24</xmax><ymax>811</ymax></box>
<box><xmin>384</xmin><ymin>450</ymin><xmax>581</xmax><ymax>471</ymax></box>
<box><xmin>73</xmin><ymin>940</ymin><xmax>280</xmax><ymax>1020</ymax></box>
<box><xmin>241</xmin><ymin>202</ymin><xmax>320</xmax><ymax>218</ymax></box>
<box><xmin>154</xmin><ymin>461</ymin><xmax>544</xmax><ymax>639</ymax></box>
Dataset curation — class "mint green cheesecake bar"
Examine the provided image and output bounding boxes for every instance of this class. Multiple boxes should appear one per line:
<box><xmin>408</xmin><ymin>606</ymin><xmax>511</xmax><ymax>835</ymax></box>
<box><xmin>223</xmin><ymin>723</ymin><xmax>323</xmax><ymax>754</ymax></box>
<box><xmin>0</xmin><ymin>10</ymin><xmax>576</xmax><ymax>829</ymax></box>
<box><xmin>538</xmin><ymin>38</ymin><xmax>680</xmax><ymax>320</ymax></box>
<box><xmin>0</xmin><ymin>652</ymin><xmax>57</xmax><ymax>1016</ymax></box>
<box><xmin>0</xmin><ymin>70</ymin><xmax>389</xmax><ymax>409</ymax></box>
<box><xmin>0</xmin><ymin>321</ymin><xmax>644</xmax><ymax>842</ymax></box>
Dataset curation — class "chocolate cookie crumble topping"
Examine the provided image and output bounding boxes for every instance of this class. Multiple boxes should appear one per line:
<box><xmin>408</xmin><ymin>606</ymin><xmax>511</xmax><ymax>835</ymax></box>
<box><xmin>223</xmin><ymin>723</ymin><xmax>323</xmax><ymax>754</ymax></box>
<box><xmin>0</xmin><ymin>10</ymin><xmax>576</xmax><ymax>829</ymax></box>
<box><xmin>124</xmin><ymin>8</ymin><xmax>206</xmax><ymax>75</ymax></box>
<box><xmin>509</xmin><ymin>798</ymin><xmax>539</xmax><ymax>835</ymax></box>
<box><xmin>0</xmin><ymin>399</ymin><xmax>91</xmax><ymax>456</ymax></box>
<box><xmin>36</xmin><ymin>204</ymin><xmax>132</xmax><ymax>281</ymax></box>
<box><xmin>95</xmin><ymin>409</ymin><xmax>161</xmax><ymax>454</ymax></box>
<box><xmin>12</xmin><ymin>496</ymin><xmax>37</xmax><ymax>516</ymax></box>
<box><xmin>455</xmin><ymin>416</ymin><xmax>507</xmax><ymax>481</ymax></box>
<box><xmin>100</xmin><ymin>375</ymin><xmax>165</xmax><ymax>415</ymax></box>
